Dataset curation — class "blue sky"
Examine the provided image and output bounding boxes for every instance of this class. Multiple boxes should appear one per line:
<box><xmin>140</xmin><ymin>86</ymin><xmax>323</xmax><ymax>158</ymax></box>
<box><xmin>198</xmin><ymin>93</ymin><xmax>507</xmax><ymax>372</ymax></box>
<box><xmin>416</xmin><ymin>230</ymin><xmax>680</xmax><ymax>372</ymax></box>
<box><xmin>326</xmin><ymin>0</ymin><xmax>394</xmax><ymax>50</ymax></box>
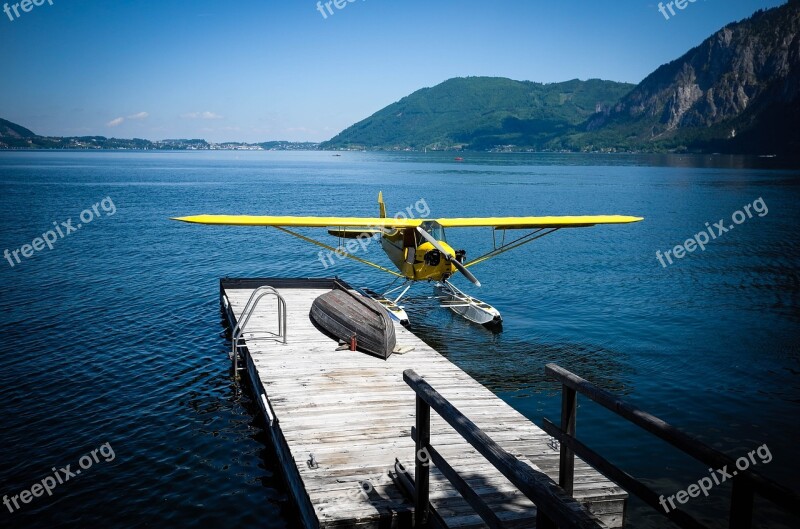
<box><xmin>0</xmin><ymin>0</ymin><xmax>787</xmax><ymax>142</ymax></box>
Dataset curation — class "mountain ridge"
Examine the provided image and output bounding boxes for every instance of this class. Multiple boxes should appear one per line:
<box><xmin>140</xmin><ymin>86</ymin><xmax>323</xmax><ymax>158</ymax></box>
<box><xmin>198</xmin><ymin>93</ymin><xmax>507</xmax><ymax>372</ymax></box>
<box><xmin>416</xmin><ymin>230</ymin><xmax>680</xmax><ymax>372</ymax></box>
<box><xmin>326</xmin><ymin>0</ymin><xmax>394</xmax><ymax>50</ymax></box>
<box><xmin>0</xmin><ymin>118</ymin><xmax>36</xmax><ymax>139</ymax></box>
<box><xmin>324</xmin><ymin>2</ymin><xmax>800</xmax><ymax>154</ymax></box>
<box><xmin>569</xmin><ymin>1</ymin><xmax>800</xmax><ymax>153</ymax></box>
<box><xmin>321</xmin><ymin>77</ymin><xmax>635</xmax><ymax>151</ymax></box>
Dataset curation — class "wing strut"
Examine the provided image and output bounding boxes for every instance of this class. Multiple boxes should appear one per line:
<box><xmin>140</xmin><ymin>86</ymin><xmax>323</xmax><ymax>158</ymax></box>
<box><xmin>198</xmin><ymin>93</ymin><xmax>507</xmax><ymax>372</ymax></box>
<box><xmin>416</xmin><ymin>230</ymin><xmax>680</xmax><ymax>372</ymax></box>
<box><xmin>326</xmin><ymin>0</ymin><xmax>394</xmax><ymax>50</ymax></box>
<box><xmin>465</xmin><ymin>228</ymin><xmax>561</xmax><ymax>268</ymax></box>
<box><xmin>273</xmin><ymin>226</ymin><xmax>404</xmax><ymax>278</ymax></box>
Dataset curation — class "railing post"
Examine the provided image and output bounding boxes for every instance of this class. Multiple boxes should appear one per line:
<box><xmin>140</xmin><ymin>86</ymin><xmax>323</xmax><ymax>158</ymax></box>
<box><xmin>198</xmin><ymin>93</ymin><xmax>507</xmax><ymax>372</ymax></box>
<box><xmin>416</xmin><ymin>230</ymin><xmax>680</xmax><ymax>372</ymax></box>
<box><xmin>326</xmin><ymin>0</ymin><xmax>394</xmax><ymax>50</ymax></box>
<box><xmin>729</xmin><ymin>477</ymin><xmax>754</xmax><ymax>529</ymax></box>
<box><xmin>559</xmin><ymin>383</ymin><xmax>577</xmax><ymax>496</ymax></box>
<box><xmin>415</xmin><ymin>394</ymin><xmax>431</xmax><ymax>527</ymax></box>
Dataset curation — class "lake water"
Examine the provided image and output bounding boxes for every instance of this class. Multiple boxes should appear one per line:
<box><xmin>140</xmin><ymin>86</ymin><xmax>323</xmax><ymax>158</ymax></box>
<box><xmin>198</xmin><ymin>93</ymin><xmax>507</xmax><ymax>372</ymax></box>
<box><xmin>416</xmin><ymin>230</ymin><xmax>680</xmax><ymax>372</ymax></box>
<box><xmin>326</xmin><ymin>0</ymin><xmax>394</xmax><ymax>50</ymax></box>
<box><xmin>0</xmin><ymin>151</ymin><xmax>798</xmax><ymax>528</ymax></box>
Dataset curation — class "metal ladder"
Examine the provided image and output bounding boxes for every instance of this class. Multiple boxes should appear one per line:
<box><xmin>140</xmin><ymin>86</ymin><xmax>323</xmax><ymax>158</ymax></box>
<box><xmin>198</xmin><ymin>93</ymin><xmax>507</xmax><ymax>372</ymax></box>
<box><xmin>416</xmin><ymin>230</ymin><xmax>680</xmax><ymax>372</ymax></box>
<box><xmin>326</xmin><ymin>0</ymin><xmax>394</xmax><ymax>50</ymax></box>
<box><xmin>230</xmin><ymin>286</ymin><xmax>287</xmax><ymax>379</ymax></box>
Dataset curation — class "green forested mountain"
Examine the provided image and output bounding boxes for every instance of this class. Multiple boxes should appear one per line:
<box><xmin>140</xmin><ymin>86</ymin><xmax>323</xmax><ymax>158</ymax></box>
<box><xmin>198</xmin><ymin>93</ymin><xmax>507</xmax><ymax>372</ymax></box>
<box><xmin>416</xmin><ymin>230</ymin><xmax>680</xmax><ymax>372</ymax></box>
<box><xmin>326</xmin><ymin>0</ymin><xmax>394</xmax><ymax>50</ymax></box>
<box><xmin>321</xmin><ymin>77</ymin><xmax>635</xmax><ymax>151</ymax></box>
<box><xmin>0</xmin><ymin>118</ymin><xmax>36</xmax><ymax>139</ymax></box>
<box><xmin>324</xmin><ymin>2</ymin><xmax>800</xmax><ymax>154</ymax></box>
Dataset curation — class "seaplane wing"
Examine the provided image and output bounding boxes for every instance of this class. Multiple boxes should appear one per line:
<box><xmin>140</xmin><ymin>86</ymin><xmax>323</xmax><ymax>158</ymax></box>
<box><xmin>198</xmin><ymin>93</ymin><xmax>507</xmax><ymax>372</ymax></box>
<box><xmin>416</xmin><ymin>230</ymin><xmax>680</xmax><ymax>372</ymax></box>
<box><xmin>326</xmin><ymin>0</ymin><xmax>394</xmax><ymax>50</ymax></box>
<box><xmin>173</xmin><ymin>214</ymin><xmax>643</xmax><ymax>229</ymax></box>
<box><xmin>435</xmin><ymin>215</ymin><xmax>643</xmax><ymax>229</ymax></box>
<box><xmin>172</xmin><ymin>215</ymin><xmax>422</xmax><ymax>228</ymax></box>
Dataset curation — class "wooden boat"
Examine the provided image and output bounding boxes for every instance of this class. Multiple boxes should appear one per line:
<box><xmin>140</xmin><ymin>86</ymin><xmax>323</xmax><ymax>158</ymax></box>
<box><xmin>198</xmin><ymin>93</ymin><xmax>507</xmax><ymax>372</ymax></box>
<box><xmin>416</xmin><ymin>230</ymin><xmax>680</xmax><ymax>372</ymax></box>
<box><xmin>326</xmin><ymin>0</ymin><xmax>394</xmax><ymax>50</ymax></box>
<box><xmin>310</xmin><ymin>288</ymin><xmax>396</xmax><ymax>359</ymax></box>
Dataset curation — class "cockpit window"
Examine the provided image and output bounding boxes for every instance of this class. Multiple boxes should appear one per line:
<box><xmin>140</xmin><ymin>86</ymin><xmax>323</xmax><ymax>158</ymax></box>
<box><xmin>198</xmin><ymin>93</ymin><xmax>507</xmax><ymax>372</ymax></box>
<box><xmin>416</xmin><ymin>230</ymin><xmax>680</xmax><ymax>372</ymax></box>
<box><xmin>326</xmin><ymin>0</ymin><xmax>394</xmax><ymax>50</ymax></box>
<box><xmin>420</xmin><ymin>221</ymin><xmax>446</xmax><ymax>243</ymax></box>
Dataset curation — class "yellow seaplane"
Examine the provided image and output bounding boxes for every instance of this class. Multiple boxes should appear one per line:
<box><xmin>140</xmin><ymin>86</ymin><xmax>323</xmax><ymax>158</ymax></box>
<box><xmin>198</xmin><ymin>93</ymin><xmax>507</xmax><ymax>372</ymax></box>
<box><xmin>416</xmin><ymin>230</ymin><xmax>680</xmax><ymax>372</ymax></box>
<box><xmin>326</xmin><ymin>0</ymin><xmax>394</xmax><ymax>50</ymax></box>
<box><xmin>173</xmin><ymin>193</ymin><xmax>642</xmax><ymax>328</ymax></box>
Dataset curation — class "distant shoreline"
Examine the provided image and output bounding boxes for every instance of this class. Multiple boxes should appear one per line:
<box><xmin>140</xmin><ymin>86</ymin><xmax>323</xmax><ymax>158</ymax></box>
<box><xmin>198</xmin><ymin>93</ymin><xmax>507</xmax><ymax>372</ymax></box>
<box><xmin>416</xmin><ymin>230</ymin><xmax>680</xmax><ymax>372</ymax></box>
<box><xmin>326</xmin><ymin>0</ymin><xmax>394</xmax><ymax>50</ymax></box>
<box><xmin>0</xmin><ymin>148</ymin><xmax>793</xmax><ymax>159</ymax></box>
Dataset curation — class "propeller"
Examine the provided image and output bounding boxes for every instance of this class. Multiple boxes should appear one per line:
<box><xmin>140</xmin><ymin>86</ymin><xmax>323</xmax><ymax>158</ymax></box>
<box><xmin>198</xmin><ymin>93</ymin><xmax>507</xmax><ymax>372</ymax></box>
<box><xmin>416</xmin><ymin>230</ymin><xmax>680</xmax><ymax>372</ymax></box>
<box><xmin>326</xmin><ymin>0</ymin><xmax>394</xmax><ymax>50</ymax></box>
<box><xmin>416</xmin><ymin>227</ymin><xmax>481</xmax><ymax>287</ymax></box>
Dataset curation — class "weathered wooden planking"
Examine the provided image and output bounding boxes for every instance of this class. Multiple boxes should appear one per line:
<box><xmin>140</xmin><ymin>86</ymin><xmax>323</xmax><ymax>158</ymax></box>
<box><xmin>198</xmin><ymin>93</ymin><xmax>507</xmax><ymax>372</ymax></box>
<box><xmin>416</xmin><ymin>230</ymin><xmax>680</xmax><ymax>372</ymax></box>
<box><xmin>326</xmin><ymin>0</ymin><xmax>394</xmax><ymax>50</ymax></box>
<box><xmin>221</xmin><ymin>279</ymin><xmax>627</xmax><ymax>528</ymax></box>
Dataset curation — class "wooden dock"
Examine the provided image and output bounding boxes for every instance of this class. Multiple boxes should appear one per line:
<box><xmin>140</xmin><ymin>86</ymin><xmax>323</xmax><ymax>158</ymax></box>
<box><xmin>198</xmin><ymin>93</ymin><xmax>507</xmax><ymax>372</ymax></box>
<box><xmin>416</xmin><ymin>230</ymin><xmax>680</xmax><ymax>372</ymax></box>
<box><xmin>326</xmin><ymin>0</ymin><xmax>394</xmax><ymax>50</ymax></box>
<box><xmin>220</xmin><ymin>278</ymin><xmax>627</xmax><ymax>528</ymax></box>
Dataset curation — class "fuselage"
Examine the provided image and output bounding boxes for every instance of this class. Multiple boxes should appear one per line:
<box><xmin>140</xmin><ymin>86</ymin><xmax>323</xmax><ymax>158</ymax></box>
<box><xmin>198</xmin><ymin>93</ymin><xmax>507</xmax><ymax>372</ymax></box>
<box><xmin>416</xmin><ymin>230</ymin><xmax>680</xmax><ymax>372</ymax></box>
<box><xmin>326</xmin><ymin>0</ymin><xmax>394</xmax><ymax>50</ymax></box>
<box><xmin>380</xmin><ymin>223</ymin><xmax>458</xmax><ymax>282</ymax></box>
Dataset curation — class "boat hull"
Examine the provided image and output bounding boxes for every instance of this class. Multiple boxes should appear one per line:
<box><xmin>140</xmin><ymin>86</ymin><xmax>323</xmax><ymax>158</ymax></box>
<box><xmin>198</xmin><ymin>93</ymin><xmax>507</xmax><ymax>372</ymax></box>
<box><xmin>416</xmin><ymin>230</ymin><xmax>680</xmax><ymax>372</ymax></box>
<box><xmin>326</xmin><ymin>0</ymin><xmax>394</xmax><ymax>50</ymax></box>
<box><xmin>310</xmin><ymin>288</ymin><xmax>397</xmax><ymax>359</ymax></box>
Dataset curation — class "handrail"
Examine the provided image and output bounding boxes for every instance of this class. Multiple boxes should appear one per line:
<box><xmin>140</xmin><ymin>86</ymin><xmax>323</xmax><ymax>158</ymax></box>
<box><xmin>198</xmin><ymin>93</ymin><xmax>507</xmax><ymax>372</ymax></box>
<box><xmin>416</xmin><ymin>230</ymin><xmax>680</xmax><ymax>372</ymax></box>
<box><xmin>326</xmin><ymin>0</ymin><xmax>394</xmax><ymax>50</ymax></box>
<box><xmin>544</xmin><ymin>363</ymin><xmax>800</xmax><ymax>529</ymax></box>
<box><xmin>232</xmin><ymin>286</ymin><xmax>283</xmax><ymax>339</ymax></box>
<box><xmin>231</xmin><ymin>286</ymin><xmax>287</xmax><ymax>378</ymax></box>
<box><xmin>403</xmin><ymin>369</ymin><xmax>604</xmax><ymax>529</ymax></box>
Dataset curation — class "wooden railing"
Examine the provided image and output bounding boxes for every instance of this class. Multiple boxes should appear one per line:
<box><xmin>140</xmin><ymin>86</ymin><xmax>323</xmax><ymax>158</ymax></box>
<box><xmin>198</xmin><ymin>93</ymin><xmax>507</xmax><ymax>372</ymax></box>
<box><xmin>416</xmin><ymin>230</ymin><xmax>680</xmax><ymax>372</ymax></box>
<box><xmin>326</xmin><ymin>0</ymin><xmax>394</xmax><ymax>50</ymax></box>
<box><xmin>544</xmin><ymin>363</ymin><xmax>800</xmax><ymax>529</ymax></box>
<box><xmin>403</xmin><ymin>369</ymin><xmax>605</xmax><ymax>529</ymax></box>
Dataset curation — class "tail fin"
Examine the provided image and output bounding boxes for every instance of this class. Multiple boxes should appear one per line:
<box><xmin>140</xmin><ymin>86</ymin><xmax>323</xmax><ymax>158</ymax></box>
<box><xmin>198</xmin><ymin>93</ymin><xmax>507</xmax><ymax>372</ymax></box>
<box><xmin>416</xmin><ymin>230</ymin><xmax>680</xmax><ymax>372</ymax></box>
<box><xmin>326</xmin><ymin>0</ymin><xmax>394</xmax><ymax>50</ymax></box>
<box><xmin>378</xmin><ymin>192</ymin><xmax>387</xmax><ymax>218</ymax></box>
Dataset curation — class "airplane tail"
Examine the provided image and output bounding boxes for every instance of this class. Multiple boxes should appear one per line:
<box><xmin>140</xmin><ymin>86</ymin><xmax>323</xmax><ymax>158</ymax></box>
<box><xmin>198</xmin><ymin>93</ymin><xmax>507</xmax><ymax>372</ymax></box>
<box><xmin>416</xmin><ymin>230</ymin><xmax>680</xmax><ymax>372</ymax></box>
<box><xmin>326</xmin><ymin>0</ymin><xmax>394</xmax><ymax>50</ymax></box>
<box><xmin>378</xmin><ymin>192</ymin><xmax>387</xmax><ymax>218</ymax></box>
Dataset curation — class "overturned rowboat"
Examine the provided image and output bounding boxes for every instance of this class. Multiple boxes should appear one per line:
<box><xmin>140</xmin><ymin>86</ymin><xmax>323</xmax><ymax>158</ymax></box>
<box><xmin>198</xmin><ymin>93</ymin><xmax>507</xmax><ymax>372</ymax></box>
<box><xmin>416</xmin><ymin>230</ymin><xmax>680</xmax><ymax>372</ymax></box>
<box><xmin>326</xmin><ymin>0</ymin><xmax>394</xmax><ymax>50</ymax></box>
<box><xmin>310</xmin><ymin>287</ymin><xmax>397</xmax><ymax>359</ymax></box>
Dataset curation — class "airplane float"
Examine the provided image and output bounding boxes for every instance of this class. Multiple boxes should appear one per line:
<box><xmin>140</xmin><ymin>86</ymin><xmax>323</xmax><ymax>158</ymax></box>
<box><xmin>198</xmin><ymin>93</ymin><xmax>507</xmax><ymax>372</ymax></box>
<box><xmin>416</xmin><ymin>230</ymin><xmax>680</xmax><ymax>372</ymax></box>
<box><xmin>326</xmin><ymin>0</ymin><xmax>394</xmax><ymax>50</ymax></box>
<box><xmin>174</xmin><ymin>193</ymin><xmax>642</xmax><ymax>328</ymax></box>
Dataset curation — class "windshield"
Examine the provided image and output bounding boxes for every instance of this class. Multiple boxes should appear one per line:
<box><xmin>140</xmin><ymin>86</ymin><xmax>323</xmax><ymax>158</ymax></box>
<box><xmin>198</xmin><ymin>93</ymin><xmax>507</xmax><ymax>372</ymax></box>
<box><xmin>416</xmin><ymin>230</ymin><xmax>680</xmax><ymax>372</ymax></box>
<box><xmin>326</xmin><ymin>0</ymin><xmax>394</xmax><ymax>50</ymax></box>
<box><xmin>420</xmin><ymin>221</ymin><xmax>446</xmax><ymax>243</ymax></box>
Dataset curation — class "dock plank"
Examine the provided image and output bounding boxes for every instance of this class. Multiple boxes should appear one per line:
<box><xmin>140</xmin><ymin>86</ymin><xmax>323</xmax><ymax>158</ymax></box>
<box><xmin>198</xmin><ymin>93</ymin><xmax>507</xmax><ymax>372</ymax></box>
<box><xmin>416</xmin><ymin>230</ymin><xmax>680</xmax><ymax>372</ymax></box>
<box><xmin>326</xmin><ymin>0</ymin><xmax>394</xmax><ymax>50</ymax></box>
<box><xmin>221</xmin><ymin>280</ymin><xmax>627</xmax><ymax>528</ymax></box>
